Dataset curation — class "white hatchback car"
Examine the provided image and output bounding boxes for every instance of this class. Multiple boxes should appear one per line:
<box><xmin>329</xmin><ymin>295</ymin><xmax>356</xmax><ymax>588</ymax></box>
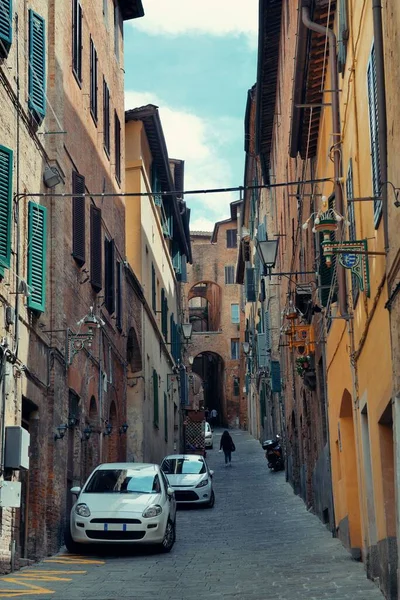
<box><xmin>161</xmin><ymin>454</ymin><xmax>215</xmax><ymax>507</ymax></box>
<box><xmin>204</xmin><ymin>422</ymin><xmax>213</xmax><ymax>449</ymax></box>
<box><xmin>65</xmin><ymin>463</ymin><xmax>176</xmax><ymax>553</ymax></box>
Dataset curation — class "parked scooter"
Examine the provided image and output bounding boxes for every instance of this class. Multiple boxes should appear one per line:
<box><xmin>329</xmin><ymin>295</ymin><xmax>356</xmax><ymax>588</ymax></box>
<box><xmin>262</xmin><ymin>435</ymin><xmax>284</xmax><ymax>472</ymax></box>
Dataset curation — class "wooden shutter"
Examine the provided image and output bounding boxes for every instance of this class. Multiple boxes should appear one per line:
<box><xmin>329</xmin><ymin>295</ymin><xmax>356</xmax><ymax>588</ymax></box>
<box><xmin>265</xmin><ymin>310</ymin><xmax>271</xmax><ymax>350</ymax></box>
<box><xmin>103</xmin><ymin>78</ymin><xmax>110</xmax><ymax>155</ymax></box>
<box><xmin>116</xmin><ymin>261</ymin><xmax>122</xmax><ymax>330</ymax></box>
<box><xmin>271</xmin><ymin>361</ymin><xmax>281</xmax><ymax>393</ymax></box>
<box><xmin>72</xmin><ymin>0</ymin><xmax>82</xmax><ymax>81</ymax></box>
<box><xmin>90</xmin><ymin>205</ymin><xmax>102</xmax><ymax>291</ymax></box>
<box><xmin>90</xmin><ymin>36</ymin><xmax>98</xmax><ymax>121</ymax></box>
<box><xmin>161</xmin><ymin>288</ymin><xmax>166</xmax><ymax>336</ymax></box>
<box><xmin>153</xmin><ymin>369</ymin><xmax>159</xmax><ymax>427</ymax></box>
<box><xmin>180</xmin><ymin>254</ymin><xmax>188</xmax><ymax>282</ymax></box>
<box><xmin>257</xmin><ymin>333</ymin><xmax>267</xmax><ymax>368</ymax></box>
<box><xmin>114</xmin><ymin>112</ymin><xmax>121</xmax><ymax>183</ymax></box>
<box><xmin>164</xmin><ymin>392</ymin><xmax>168</xmax><ymax>442</ymax></box>
<box><xmin>367</xmin><ymin>45</ymin><xmax>382</xmax><ymax>224</ymax></box>
<box><xmin>0</xmin><ymin>0</ymin><xmax>12</xmax><ymax>56</ymax></box>
<box><xmin>72</xmin><ymin>171</ymin><xmax>85</xmax><ymax>266</ymax></box>
<box><xmin>27</xmin><ymin>201</ymin><xmax>47</xmax><ymax>312</ymax></box>
<box><xmin>151</xmin><ymin>263</ymin><xmax>156</xmax><ymax>312</ymax></box>
<box><xmin>0</xmin><ymin>145</ymin><xmax>13</xmax><ymax>270</ymax></box>
<box><xmin>104</xmin><ymin>238</ymin><xmax>115</xmax><ymax>314</ymax></box>
<box><xmin>245</xmin><ymin>267</ymin><xmax>256</xmax><ymax>301</ymax></box>
<box><xmin>28</xmin><ymin>10</ymin><xmax>46</xmax><ymax>123</ymax></box>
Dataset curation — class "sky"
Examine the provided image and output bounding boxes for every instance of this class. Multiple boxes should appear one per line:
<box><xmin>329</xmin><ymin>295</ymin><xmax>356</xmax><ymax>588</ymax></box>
<box><xmin>124</xmin><ymin>0</ymin><xmax>258</xmax><ymax>231</ymax></box>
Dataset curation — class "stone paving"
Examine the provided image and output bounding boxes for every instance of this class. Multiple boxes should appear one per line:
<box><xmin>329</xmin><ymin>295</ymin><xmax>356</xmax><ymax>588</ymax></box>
<box><xmin>0</xmin><ymin>429</ymin><xmax>384</xmax><ymax>599</ymax></box>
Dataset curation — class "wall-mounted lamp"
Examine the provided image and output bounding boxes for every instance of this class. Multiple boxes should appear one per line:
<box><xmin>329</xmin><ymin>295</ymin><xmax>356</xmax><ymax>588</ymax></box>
<box><xmin>188</xmin><ymin>356</ymin><xmax>194</xmax><ymax>366</ymax></box>
<box><xmin>255</xmin><ymin>238</ymin><xmax>279</xmax><ymax>276</ymax></box>
<box><xmin>242</xmin><ymin>342</ymin><xmax>250</xmax><ymax>356</ymax></box>
<box><xmin>54</xmin><ymin>424</ymin><xmax>68</xmax><ymax>441</ymax></box>
<box><xmin>181</xmin><ymin>323</ymin><xmax>193</xmax><ymax>342</ymax></box>
<box><xmin>82</xmin><ymin>425</ymin><xmax>92</xmax><ymax>442</ymax></box>
<box><xmin>43</xmin><ymin>165</ymin><xmax>62</xmax><ymax>189</ymax></box>
<box><xmin>68</xmin><ymin>414</ymin><xmax>79</xmax><ymax>429</ymax></box>
<box><xmin>103</xmin><ymin>422</ymin><xmax>113</xmax><ymax>436</ymax></box>
<box><xmin>119</xmin><ymin>423</ymin><xmax>129</xmax><ymax>435</ymax></box>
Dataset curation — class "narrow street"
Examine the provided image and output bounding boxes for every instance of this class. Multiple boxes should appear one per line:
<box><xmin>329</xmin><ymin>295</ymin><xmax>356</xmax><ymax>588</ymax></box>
<box><xmin>0</xmin><ymin>431</ymin><xmax>383</xmax><ymax>600</ymax></box>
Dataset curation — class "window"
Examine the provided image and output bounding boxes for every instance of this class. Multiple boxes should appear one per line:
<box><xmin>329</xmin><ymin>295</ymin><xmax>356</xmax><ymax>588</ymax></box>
<box><xmin>72</xmin><ymin>0</ymin><xmax>82</xmax><ymax>83</ymax></box>
<box><xmin>346</xmin><ymin>160</ymin><xmax>359</xmax><ymax>306</ymax></box>
<box><xmin>90</xmin><ymin>205</ymin><xmax>102</xmax><ymax>291</ymax></box>
<box><xmin>245</xmin><ymin>267</ymin><xmax>257</xmax><ymax>301</ymax></box>
<box><xmin>164</xmin><ymin>392</ymin><xmax>168</xmax><ymax>442</ymax></box>
<box><xmin>233</xmin><ymin>377</ymin><xmax>240</xmax><ymax>396</ymax></box>
<box><xmin>0</xmin><ymin>0</ymin><xmax>12</xmax><ymax>57</ymax></box>
<box><xmin>231</xmin><ymin>339</ymin><xmax>239</xmax><ymax>360</ymax></box>
<box><xmin>72</xmin><ymin>171</ymin><xmax>85</xmax><ymax>266</ymax></box>
<box><xmin>367</xmin><ymin>43</ymin><xmax>382</xmax><ymax>226</ymax></box>
<box><xmin>153</xmin><ymin>369</ymin><xmax>159</xmax><ymax>427</ymax></box>
<box><xmin>161</xmin><ymin>288</ymin><xmax>168</xmax><ymax>340</ymax></box>
<box><xmin>27</xmin><ymin>201</ymin><xmax>47</xmax><ymax>313</ymax></box>
<box><xmin>225</xmin><ymin>265</ymin><xmax>235</xmax><ymax>284</ymax></box>
<box><xmin>104</xmin><ymin>238</ymin><xmax>115</xmax><ymax>314</ymax></box>
<box><xmin>28</xmin><ymin>10</ymin><xmax>46</xmax><ymax>124</ymax></box>
<box><xmin>114</xmin><ymin>2</ymin><xmax>120</xmax><ymax>62</ymax></box>
<box><xmin>90</xmin><ymin>37</ymin><xmax>98</xmax><ymax>122</ymax></box>
<box><xmin>116</xmin><ymin>261</ymin><xmax>122</xmax><ymax>330</ymax></box>
<box><xmin>151</xmin><ymin>166</ymin><xmax>162</xmax><ymax>206</ymax></box>
<box><xmin>227</xmin><ymin>229</ymin><xmax>237</xmax><ymax>248</ymax></box>
<box><xmin>103</xmin><ymin>78</ymin><xmax>110</xmax><ymax>156</ymax></box>
<box><xmin>0</xmin><ymin>145</ymin><xmax>13</xmax><ymax>273</ymax></box>
<box><xmin>114</xmin><ymin>112</ymin><xmax>121</xmax><ymax>183</ymax></box>
<box><xmin>231</xmin><ymin>304</ymin><xmax>239</xmax><ymax>324</ymax></box>
<box><xmin>151</xmin><ymin>263</ymin><xmax>156</xmax><ymax>312</ymax></box>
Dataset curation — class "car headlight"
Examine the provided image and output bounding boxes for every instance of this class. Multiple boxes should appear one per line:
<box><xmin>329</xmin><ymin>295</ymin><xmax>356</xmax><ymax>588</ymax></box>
<box><xmin>75</xmin><ymin>503</ymin><xmax>91</xmax><ymax>517</ymax></box>
<box><xmin>196</xmin><ymin>479</ymin><xmax>209</xmax><ymax>488</ymax></box>
<box><xmin>142</xmin><ymin>505</ymin><xmax>162</xmax><ymax>518</ymax></box>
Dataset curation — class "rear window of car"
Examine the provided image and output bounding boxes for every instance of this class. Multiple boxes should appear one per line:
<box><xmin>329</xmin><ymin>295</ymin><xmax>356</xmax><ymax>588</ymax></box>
<box><xmin>161</xmin><ymin>458</ymin><xmax>206</xmax><ymax>475</ymax></box>
<box><xmin>84</xmin><ymin>469</ymin><xmax>161</xmax><ymax>494</ymax></box>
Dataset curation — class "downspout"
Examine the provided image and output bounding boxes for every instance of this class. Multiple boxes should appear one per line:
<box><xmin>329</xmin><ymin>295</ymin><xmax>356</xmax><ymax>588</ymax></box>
<box><xmin>302</xmin><ymin>5</ymin><xmax>348</xmax><ymax>318</ymax></box>
<box><xmin>372</xmin><ymin>0</ymin><xmax>388</xmax><ymax>252</ymax></box>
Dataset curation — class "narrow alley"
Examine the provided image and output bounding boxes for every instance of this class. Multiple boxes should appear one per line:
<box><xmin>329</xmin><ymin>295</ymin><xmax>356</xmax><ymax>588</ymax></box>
<box><xmin>0</xmin><ymin>431</ymin><xmax>383</xmax><ymax>600</ymax></box>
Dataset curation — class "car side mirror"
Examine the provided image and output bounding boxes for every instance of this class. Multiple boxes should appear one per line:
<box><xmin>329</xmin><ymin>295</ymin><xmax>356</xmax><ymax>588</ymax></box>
<box><xmin>70</xmin><ymin>486</ymin><xmax>81</xmax><ymax>496</ymax></box>
<box><xmin>209</xmin><ymin>470</ymin><xmax>214</xmax><ymax>478</ymax></box>
<box><xmin>167</xmin><ymin>487</ymin><xmax>175</xmax><ymax>497</ymax></box>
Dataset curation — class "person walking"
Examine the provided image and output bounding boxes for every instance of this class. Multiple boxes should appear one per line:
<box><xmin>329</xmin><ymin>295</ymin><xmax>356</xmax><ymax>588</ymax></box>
<box><xmin>210</xmin><ymin>408</ymin><xmax>218</xmax><ymax>428</ymax></box>
<box><xmin>219</xmin><ymin>430</ymin><xmax>235</xmax><ymax>466</ymax></box>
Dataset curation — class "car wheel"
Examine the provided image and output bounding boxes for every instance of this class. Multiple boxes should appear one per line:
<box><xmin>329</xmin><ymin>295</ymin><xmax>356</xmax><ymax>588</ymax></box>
<box><xmin>206</xmin><ymin>490</ymin><xmax>215</xmax><ymax>508</ymax></box>
<box><xmin>159</xmin><ymin>519</ymin><xmax>175</xmax><ymax>553</ymax></box>
<box><xmin>64</xmin><ymin>523</ymin><xmax>82</xmax><ymax>554</ymax></box>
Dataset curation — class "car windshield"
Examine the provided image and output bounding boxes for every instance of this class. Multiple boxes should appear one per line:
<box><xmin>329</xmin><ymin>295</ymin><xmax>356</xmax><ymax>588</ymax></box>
<box><xmin>161</xmin><ymin>458</ymin><xmax>206</xmax><ymax>475</ymax></box>
<box><xmin>84</xmin><ymin>469</ymin><xmax>162</xmax><ymax>494</ymax></box>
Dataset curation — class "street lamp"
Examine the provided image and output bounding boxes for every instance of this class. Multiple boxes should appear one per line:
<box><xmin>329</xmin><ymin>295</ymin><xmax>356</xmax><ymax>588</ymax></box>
<box><xmin>82</xmin><ymin>425</ymin><xmax>92</xmax><ymax>442</ymax></box>
<box><xmin>54</xmin><ymin>423</ymin><xmax>68</xmax><ymax>441</ymax></box>
<box><xmin>103</xmin><ymin>422</ymin><xmax>113</xmax><ymax>436</ymax></box>
<box><xmin>242</xmin><ymin>342</ymin><xmax>250</xmax><ymax>356</ymax></box>
<box><xmin>255</xmin><ymin>238</ymin><xmax>279</xmax><ymax>275</ymax></box>
<box><xmin>67</xmin><ymin>306</ymin><xmax>105</xmax><ymax>365</ymax></box>
<box><xmin>119</xmin><ymin>423</ymin><xmax>129</xmax><ymax>435</ymax></box>
<box><xmin>181</xmin><ymin>323</ymin><xmax>193</xmax><ymax>342</ymax></box>
<box><xmin>188</xmin><ymin>356</ymin><xmax>194</xmax><ymax>366</ymax></box>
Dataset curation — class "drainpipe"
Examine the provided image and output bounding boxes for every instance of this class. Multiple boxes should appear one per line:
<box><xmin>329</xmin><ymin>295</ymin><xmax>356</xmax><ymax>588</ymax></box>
<box><xmin>302</xmin><ymin>5</ymin><xmax>348</xmax><ymax>318</ymax></box>
<box><xmin>372</xmin><ymin>0</ymin><xmax>388</xmax><ymax>251</ymax></box>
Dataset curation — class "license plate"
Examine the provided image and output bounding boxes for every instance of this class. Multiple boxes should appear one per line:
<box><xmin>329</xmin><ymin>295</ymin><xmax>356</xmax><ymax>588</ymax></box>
<box><xmin>104</xmin><ymin>524</ymin><xmax>127</xmax><ymax>531</ymax></box>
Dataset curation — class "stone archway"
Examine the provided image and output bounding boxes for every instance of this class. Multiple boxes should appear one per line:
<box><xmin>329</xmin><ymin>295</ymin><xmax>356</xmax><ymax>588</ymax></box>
<box><xmin>188</xmin><ymin>281</ymin><xmax>221</xmax><ymax>332</ymax></box>
<box><xmin>192</xmin><ymin>351</ymin><xmax>225</xmax><ymax>425</ymax></box>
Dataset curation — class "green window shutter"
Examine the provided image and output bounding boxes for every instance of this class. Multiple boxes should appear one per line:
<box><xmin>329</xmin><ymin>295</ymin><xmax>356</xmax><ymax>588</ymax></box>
<box><xmin>151</xmin><ymin>263</ymin><xmax>156</xmax><ymax>312</ymax></box>
<box><xmin>271</xmin><ymin>361</ymin><xmax>281</xmax><ymax>393</ymax></box>
<box><xmin>0</xmin><ymin>0</ymin><xmax>12</xmax><ymax>56</ymax></box>
<box><xmin>151</xmin><ymin>167</ymin><xmax>162</xmax><ymax>206</ymax></box>
<box><xmin>27</xmin><ymin>201</ymin><xmax>47</xmax><ymax>312</ymax></box>
<box><xmin>28</xmin><ymin>10</ymin><xmax>46</xmax><ymax>124</ymax></box>
<box><xmin>0</xmin><ymin>145</ymin><xmax>13</xmax><ymax>270</ymax></box>
<box><xmin>367</xmin><ymin>44</ymin><xmax>382</xmax><ymax>225</ymax></box>
<box><xmin>265</xmin><ymin>310</ymin><xmax>271</xmax><ymax>350</ymax></box>
<box><xmin>245</xmin><ymin>267</ymin><xmax>256</xmax><ymax>302</ymax></box>
<box><xmin>164</xmin><ymin>392</ymin><xmax>168</xmax><ymax>442</ymax></box>
<box><xmin>153</xmin><ymin>369</ymin><xmax>159</xmax><ymax>427</ymax></box>
<box><xmin>180</xmin><ymin>254</ymin><xmax>188</xmax><ymax>282</ymax></box>
<box><xmin>257</xmin><ymin>333</ymin><xmax>268</xmax><ymax>368</ymax></box>
<box><xmin>172</xmin><ymin>243</ymin><xmax>181</xmax><ymax>274</ymax></box>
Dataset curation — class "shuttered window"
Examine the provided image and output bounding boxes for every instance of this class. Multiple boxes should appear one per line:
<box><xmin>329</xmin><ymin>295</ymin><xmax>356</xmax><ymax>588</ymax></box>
<box><xmin>180</xmin><ymin>254</ymin><xmax>188</xmax><ymax>283</ymax></box>
<box><xmin>90</xmin><ymin>205</ymin><xmax>102</xmax><ymax>291</ymax></box>
<box><xmin>72</xmin><ymin>171</ymin><xmax>85</xmax><ymax>266</ymax></box>
<box><xmin>0</xmin><ymin>145</ymin><xmax>13</xmax><ymax>271</ymax></box>
<box><xmin>90</xmin><ymin>36</ymin><xmax>98</xmax><ymax>122</ymax></box>
<box><xmin>231</xmin><ymin>339</ymin><xmax>239</xmax><ymax>360</ymax></box>
<box><xmin>257</xmin><ymin>333</ymin><xmax>268</xmax><ymax>368</ymax></box>
<box><xmin>72</xmin><ymin>0</ymin><xmax>82</xmax><ymax>83</ymax></box>
<box><xmin>164</xmin><ymin>392</ymin><xmax>168</xmax><ymax>442</ymax></box>
<box><xmin>0</xmin><ymin>0</ymin><xmax>12</xmax><ymax>56</ymax></box>
<box><xmin>103</xmin><ymin>78</ymin><xmax>110</xmax><ymax>156</ymax></box>
<box><xmin>153</xmin><ymin>369</ymin><xmax>159</xmax><ymax>427</ymax></box>
<box><xmin>116</xmin><ymin>261</ymin><xmax>122</xmax><ymax>330</ymax></box>
<box><xmin>231</xmin><ymin>304</ymin><xmax>239</xmax><ymax>324</ymax></box>
<box><xmin>114</xmin><ymin>111</ymin><xmax>121</xmax><ymax>184</ymax></box>
<box><xmin>151</xmin><ymin>263</ymin><xmax>156</xmax><ymax>312</ymax></box>
<box><xmin>28</xmin><ymin>10</ymin><xmax>46</xmax><ymax>124</ymax></box>
<box><xmin>367</xmin><ymin>44</ymin><xmax>382</xmax><ymax>226</ymax></box>
<box><xmin>104</xmin><ymin>238</ymin><xmax>115</xmax><ymax>314</ymax></box>
<box><xmin>271</xmin><ymin>361</ymin><xmax>281</xmax><ymax>393</ymax></box>
<box><xmin>226</xmin><ymin>229</ymin><xmax>237</xmax><ymax>248</ymax></box>
<box><xmin>161</xmin><ymin>288</ymin><xmax>168</xmax><ymax>340</ymax></box>
<box><xmin>265</xmin><ymin>310</ymin><xmax>271</xmax><ymax>350</ymax></box>
<box><xmin>346</xmin><ymin>159</ymin><xmax>359</xmax><ymax>306</ymax></box>
<box><xmin>27</xmin><ymin>201</ymin><xmax>47</xmax><ymax>312</ymax></box>
<box><xmin>225</xmin><ymin>265</ymin><xmax>235</xmax><ymax>284</ymax></box>
<box><xmin>151</xmin><ymin>166</ymin><xmax>162</xmax><ymax>206</ymax></box>
<box><xmin>245</xmin><ymin>267</ymin><xmax>257</xmax><ymax>302</ymax></box>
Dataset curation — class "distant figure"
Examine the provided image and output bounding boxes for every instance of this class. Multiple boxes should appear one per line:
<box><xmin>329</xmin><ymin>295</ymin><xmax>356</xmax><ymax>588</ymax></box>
<box><xmin>219</xmin><ymin>430</ymin><xmax>235</xmax><ymax>467</ymax></box>
<box><xmin>210</xmin><ymin>408</ymin><xmax>218</xmax><ymax>427</ymax></box>
<box><xmin>204</xmin><ymin>408</ymin><xmax>210</xmax><ymax>422</ymax></box>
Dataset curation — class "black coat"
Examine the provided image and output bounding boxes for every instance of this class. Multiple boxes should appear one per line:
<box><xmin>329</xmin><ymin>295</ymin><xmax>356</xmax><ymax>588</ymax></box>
<box><xmin>220</xmin><ymin>434</ymin><xmax>235</xmax><ymax>452</ymax></box>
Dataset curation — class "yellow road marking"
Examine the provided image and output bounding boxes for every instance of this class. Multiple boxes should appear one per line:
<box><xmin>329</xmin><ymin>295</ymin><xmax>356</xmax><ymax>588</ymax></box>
<box><xmin>17</xmin><ymin>572</ymin><xmax>85</xmax><ymax>576</ymax></box>
<box><xmin>0</xmin><ymin>578</ymin><xmax>55</xmax><ymax>597</ymax></box>
<box><xmin>43</xmin><ymin>558</ymin><xmax>104</xmax><ymax>565</ymax></box>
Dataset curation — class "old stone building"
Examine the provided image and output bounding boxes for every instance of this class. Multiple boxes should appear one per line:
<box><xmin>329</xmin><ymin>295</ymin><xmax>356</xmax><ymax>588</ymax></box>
<box><xmin>183</xmin><ymin>203</ymin><xmax>246</xmax><ymax>428</ymax></box>
<box><xmin>0</xmin><ymin>0</ymin><xmax>145</xmax><ymax>572</ymax></box>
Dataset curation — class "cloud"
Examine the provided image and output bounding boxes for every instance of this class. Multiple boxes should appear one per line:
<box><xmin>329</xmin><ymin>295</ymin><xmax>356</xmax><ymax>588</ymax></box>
<box><xmin>129</xmin><ymin>0</ymin><xmax>258</xmax><ymax>46</ymax></box>
<box><xmin>189</xmin><ymin>217</ymin><xmax>215</xmax><ymax>232</ymax></box>
<box><xmin>125</xmin><ymin>91</ymin><xmax>240</xmax><ymax>225</ymax></box>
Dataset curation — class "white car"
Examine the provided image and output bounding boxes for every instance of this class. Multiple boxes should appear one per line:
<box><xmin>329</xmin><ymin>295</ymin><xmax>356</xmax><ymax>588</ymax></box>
<box><xmin>204</xmin><ymin>422</ymin><xmax>213</xmax><ymax>449</ymax></box>
<box><xmin>65</xmin><ymin>463</ymin><xmax>176</xmax><ymax>553</ymax></box>
<box><xmin>161</xmin><ymin>454</ymin><xmax>215</xmax><ymax>508</ymax></box>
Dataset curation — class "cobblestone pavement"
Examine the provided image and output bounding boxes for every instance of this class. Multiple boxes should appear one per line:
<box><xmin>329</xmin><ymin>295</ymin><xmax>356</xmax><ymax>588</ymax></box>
<box><xmin>0</xmin><ymin>430</ymin><xmax>384</xmax><ymax>599</ymax></box>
